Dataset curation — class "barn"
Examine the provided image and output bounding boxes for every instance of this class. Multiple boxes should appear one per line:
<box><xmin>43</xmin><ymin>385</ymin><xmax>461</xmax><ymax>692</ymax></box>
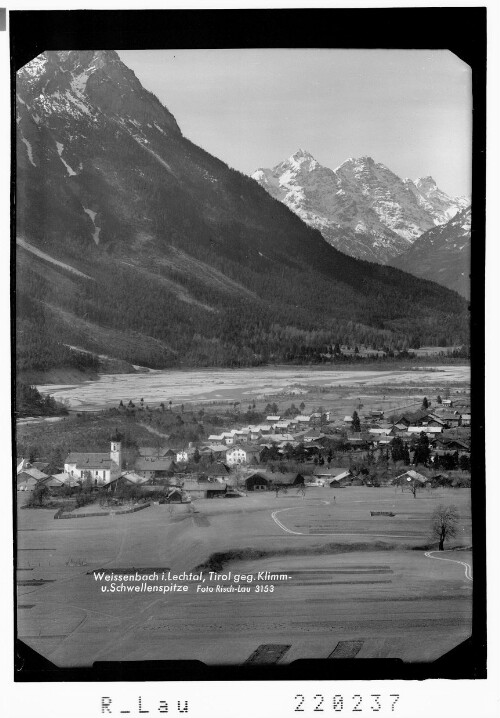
<box><xmin>245</xmin><ymin>473</ymin><xmax>270</xmax><ymax>491</ymax></box>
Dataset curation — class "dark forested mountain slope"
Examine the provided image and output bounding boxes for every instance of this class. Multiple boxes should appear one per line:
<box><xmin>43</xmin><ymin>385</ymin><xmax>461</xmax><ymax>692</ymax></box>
<box><xmin>16</xmin><ymin>51</ymin><xmax>469</xmax><ymax>372</ymax></box>
<box><xmin>389</xmin><ymin>207</ymin><xmax>471</xmax><ymax>299</ymax></box>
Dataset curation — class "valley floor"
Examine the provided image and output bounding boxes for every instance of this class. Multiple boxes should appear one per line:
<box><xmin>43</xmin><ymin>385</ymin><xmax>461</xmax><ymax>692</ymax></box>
<box><xmin>35</xmin><ymin>364</ymin><xmax>471</xmax><ymax>411</ymax></box>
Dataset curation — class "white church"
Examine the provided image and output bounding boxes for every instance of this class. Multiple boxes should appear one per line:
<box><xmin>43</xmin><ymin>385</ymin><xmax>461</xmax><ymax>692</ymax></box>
<box><xmin>64</xmin><ymin>439</ymin><xmax>122</xmax><ymax>486</ymax></box>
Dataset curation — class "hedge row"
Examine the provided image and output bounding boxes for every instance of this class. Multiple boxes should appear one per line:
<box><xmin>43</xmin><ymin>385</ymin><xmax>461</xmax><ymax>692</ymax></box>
<box><xmin>54</xmin><ymin>503</ymin><xmax>150</xmax><ymax>519</ymax></box>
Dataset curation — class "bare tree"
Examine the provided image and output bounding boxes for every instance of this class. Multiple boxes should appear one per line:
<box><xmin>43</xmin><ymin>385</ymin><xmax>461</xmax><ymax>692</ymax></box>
<box><xmin>431</xmin><ymin>504</ymin><xmax>460</xmax><ymax>551</ymax></box>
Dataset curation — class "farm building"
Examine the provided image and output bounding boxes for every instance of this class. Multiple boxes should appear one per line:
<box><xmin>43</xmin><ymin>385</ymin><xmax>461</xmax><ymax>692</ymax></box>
<box><xmin>182</xmin><ymin>478</ymin><xmax>227</xmax><ymax>499</ymax></box>
<box><xmin>138</xmin><ymin>446</ymin><xmax>170</xmax><ymax>458</ymax></box>
<box><xmin>314</xmin><ymin>468</ymin><xmax>352</xmax><ymax>486</ymax></box>
<box><xmin>38</xmin><ymin>475</ymin><xmax>67</xmax><ymax>490</ymax></box>
<box><xmin>17</xmin><ymin>467</ymin><xmax>48</xmax><ymax>491</ymax></box>
<box><xmin>245</xmin><ymin>473</ymin><xmax>271</xmax><ymax>491</ymax></box>
<box><xmin>165</xmin><ymin>488</ymin><xmax>190</xmax><ymax>503</ymax></box>
<box><xmin>50</xmin><ymin>472</ymin><xmax>79</xmax><ymax>487</ymax></box>
<box><xmin>243</xmin><ymin>471</ymin><xmax>304</xmax><ymax>491</ymax></box>
<box><xmin>393</xmin><ymin>470</ymin><xmax>429</xmax><ymax>486</ymax></box>
<box><xmin>134</xmin><ymin>456</ymin><xmax>177</xmax><ymax>480</ymax></box>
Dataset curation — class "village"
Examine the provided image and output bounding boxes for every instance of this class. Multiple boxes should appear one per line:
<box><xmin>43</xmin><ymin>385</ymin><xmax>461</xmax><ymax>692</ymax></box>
<box><xmin>16</xmin><ymin>387</ymin><xmax>474</xmax><ymax>668</ymax></box>
<box><xmin>17</xmin><ymin>391</ymin><xmax>472</xmax><ymax>511</ymax></box>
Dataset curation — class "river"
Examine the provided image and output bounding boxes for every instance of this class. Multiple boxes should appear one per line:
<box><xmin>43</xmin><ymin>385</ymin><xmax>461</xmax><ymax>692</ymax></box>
<box><xmin>36</xmin><ymin>365</ymin><xmax>470</xmax><ymax>411</ymax></box>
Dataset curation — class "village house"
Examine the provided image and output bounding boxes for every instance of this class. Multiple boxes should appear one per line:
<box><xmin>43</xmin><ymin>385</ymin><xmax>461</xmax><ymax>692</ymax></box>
<box><xmin>368</xmin><ymin>428</ymin><xmax>392</xmax><ymax>436</ymax></box>
<box><xmin>390</xmin><ymin>423</ymin><xmax>409</xmax><ymax>435</ymax></box>
<box><xmin>103</xmin><ymin>471</ymin><xmax>149</xmax><ymax>493</ymax></box>
<box><xmin>275</xmin><ymin>421</ymin><xmax>292</xmax><ymax>431</ymax></box>
<box><xmin>182</xmin><ymin>478</ymin><xmax>228</xmax><ymax>499</ymax></box>
<box><xmin>138</xmin><ymin>446</ymin><xmax>170</xmax><ymax>458</ymax></box>
<box><xmin>433</xmin><ymin>411</ymin><xmax>462</xmax><ymax>428</ymax></box>
<box><xmin>432</xmin><ymin>436</ymin><xmax>471</xmax><ymax>454</ymax></box>
<box><xmin>242</xmin><ymin>471</ymin><xmax>304</xmax><ymax>492</ymax></box>
<box><xmin>248</xmin><ymin>425</ymin><xmax>272</xmax><ymax>441</ymax></box>
<box><xmin>313</xmin><ymin>467</ymin><xmax>353</xmax><ymax>487</ymax></box>
<box><xmin>406</xmin><ymin>426</ymin><xmax>443</xmax><ymax>435</ymax></box>
<box><xmin>225</xmin><ymin>444</ymin><xmax>261</xmax><ymax>466</ymax></box>
<box><xmin>202</xmin><ymin>443</ymin><xmax>228</xmax><ymax>458</ymax></box>
<box><xmin>295</xmin><ymin>415</ymin><xmax>312</xmax><ymax>426</ymax></box>
<box><xmin>38</xmin><ymin>474</ymin><xmax>68</xmax><ymax>491</ymax></box>
<box><xmin>207</xmin><ymin>433</ymin><xmax>225</xmax><ymax>443</ymax></box>
<box><xmin>17</xmin><ymin>467</ymin><xmax>49</xmax><ymax>491</ymax></box>
<box><xmin>394</xmin><ymin>469</ymin><xmax>429</xmax><ymax>486</ymax></box>
<box><xmin>51</xmin><ymin>472</ymin><xmax>80</xmax><ymax>487</ymax></box>
<box><xmin>260</xmin><ymin>433</ymin><xmax>294</xmax><ymax>444</ymax></box>
<box><xmin>346</xmin><ymin>432</ymin><xmax>372</xmax><ymax>448</ymax></box>
<box><xmin>175</xmin><ymin>445</ymin><xmax>199</xmax><ymax>462</ymax></box>
<box><xmin>134</xmin><ymin>456</ymin><xmax>177</xmax><ymax>481</ymax></box>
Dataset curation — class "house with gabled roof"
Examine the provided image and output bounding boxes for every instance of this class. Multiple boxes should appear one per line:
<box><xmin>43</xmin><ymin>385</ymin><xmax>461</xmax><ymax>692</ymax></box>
<box><xmin>394</xmin><ymin>469</ymin><xmax>429</xmax><ymax>485</ymax></box>
<box><xmin>134</xmin><ymin>456</ymin><xmax>177</xmax><ymax>480</ymax></box>
<box><xmin>17</xmin><ymin>467</ymin><xmax>49</xmax><ymax>491</ymax></box>
<box><xmin>204</xmin><ymin>443</ymin><xmax>228</xmax><ymax>457</ymax></box>
<box><xmin>226</xmin><ymin>444</ymin><xmax>261</xmax><ymax>466</ymax></box>
<box><xmin>138</xmin><ymin>446</ymin><xmax>170</xmax><ymax>458</ymax></box>
<box><xmin>314</xmin><ymin>467</ymin><xmax>352</xmax><ymax>486</ymax></box>
<box><xmin>38</xmin><ymin>474</ymin><xmax>67</xmax><ymax>489</ymax></box>
<box><xmin>207</xmin><ymin>433</ymin><xmax>225</xmax><ymax>443</ymax></box>
<box><xmin>406</xmin><ymin>426</ymin><xmax>443</xmax><ymax>435</ymax></box>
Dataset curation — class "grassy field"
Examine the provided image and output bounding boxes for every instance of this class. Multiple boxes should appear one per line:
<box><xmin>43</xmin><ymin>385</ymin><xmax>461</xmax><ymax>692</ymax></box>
<box><xmin>17</xmin><ymin>486</ymin><xmax>472</xmax><ymax>667</ymax></box>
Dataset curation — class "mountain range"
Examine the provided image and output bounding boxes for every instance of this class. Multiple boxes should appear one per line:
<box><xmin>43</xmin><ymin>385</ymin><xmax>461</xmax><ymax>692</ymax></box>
<box><xmin>252</xmin><ymin>151</ymin><xmax>469</xmax><ymax>268</ymax></box>
<box><xmin>15</xmin><ymin>50</ymin><xmax>469</xmax><ymax>376</ymax></box>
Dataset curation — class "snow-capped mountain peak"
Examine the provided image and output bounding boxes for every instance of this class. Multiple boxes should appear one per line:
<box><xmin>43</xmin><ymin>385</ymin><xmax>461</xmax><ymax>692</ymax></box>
<box><xmin>415</xmin><ymin>175</ymin><xmax>437</xmax><ymax>191</ymax></box>
<box><xmin>252</xmin><ymin>152</ymin><xmax>468</xmax><ymax>264</ymax></box>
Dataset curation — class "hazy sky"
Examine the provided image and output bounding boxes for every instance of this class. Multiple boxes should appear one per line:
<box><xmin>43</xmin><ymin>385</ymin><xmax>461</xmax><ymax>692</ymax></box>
<box><xmin>117</xmin><ymin>49</ymin><xmax>472</xmax><ymax>197</ymax></box>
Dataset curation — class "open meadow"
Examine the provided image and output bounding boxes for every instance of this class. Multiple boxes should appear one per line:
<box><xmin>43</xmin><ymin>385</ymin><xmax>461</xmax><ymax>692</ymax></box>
<box><xmin>17</xmin><ymin>486</ymin><xmax>472</xmax><ymax>667</ymax></box>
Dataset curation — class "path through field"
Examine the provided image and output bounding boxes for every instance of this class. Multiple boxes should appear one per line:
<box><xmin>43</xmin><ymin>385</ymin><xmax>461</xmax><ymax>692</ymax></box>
<box><xmin>424</xmin><ymin>550</ymin><xmax>473</xmax><ymax>581</ymax></box>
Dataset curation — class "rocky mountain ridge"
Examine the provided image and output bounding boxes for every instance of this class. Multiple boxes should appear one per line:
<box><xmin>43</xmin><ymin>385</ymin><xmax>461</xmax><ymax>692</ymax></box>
<box><xmin>390</xmin><ymin>206</ymin><xmax>471</xmax><ymax>298</ymax></box>
<box><xmin>252</xmin><ymin>150</ymin><xmax>469</xmax><ymax>264</ymax></box>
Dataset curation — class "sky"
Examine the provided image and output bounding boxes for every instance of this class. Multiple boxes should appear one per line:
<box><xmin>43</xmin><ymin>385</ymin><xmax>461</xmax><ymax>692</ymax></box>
<box><xmin>119</xmin><ymin>49</ymin><xmax>472</xmax><ymax>197</ymax></box>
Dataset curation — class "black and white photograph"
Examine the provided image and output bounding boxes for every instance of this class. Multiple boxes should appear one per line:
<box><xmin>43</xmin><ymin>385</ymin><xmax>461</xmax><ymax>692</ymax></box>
<box><xmin>9</xmin><ymin>5</ymin><xmax>490</xmax><ymax>702</ymax></box>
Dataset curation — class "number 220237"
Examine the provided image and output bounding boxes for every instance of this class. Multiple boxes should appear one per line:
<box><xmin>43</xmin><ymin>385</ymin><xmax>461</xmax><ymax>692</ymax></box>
<box><xmin>294</xmin><ymin>694</ymin><xmax>400</xmax><ymax>713</ymax></box>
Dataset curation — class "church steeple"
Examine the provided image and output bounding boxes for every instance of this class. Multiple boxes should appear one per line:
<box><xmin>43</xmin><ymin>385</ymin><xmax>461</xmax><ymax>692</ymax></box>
<box><xmin>110</xmin><ymin>432</ymin><xmax>122</xmax><ymax>469</ymax></box>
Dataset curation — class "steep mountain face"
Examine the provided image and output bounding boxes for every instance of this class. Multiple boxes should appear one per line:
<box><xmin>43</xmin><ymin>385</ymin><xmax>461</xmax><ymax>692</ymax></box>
<box><xmin>390</xmin><ymin>207</ymin><xmax>471</xmax><ymax>298</ymax></box>
<box><xmin>252</xmin><ymin>151</ymin><xmax>467</xmax><ymax>263</ymax></box>
<box><xmin>16</xmin><ymin>51</ymin><xmax>469</xmax><ymax>374</ymax></box>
